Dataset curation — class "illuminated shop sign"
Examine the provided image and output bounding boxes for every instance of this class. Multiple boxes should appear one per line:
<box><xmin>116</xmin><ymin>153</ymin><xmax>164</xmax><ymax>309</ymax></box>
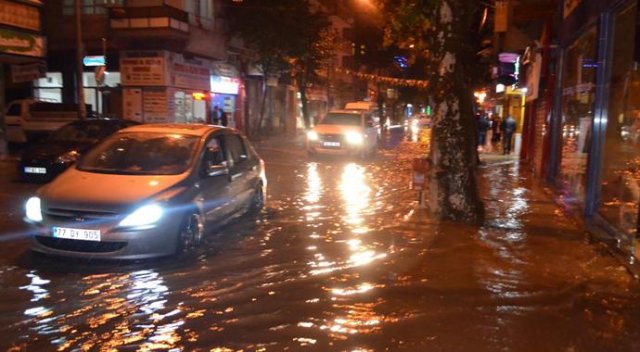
<box><xmin>210</xmin><ymin>76</ymin><xmax>240</xmax><ymax>95</ymax></box>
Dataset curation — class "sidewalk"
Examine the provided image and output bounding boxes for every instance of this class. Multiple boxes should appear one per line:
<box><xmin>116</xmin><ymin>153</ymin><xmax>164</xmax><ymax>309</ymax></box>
<box><xmin>477</xmin><ymin>146</ymin><xmax>640</xmax><ymax>278</ymax></box>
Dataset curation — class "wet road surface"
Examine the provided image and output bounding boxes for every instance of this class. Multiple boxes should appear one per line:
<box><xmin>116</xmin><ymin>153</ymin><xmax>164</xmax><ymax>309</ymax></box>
<box><xmin>0</xmin><ymin>129</ymin><xmax>639</xmax><ymax>351</ymax></box>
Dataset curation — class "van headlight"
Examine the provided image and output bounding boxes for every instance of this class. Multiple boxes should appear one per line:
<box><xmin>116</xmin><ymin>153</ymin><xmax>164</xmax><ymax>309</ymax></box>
<box><xmin>26</xmin><ymin>196</ymin><xmax>43</xmax><ymax>222</ymax></box>
<box><xmin>345</xmin><ymin>132</ymin><xmax>364</xmax><ymax>145</ymax></box>
<box><xmin>307</xmin><ymin>131</ymin><xmax>319</xmax><ymax>141</ymax></box>
<box><xmin>119</xmin><ymin>204</ymin><xmax>164</xmax><ymax>227</ymax></box>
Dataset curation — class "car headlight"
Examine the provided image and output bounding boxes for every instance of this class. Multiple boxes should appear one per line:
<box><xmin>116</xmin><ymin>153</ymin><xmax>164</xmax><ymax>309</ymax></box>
<box><xmin>307</xmin><ymin>130</ymin><xmax>319</xmax><ymax>141</ymax></box>
<box><xmin>55</xmin><ymin>150</ymin><xmax>80</xmax><ymax>164</ymax></box>
<box><xmin>118</xmin><ymin>204</ymin><xmax>164</xmax><ymax>227</ymax></box>
<box><xmin>345</xmin><ymin>132</ymin><xmax>364</xmax><ymax>145</ymax></box>
<box><xmin>26</xmin><ymin>196</ymin><xmax>43</xmax><ymax>222</ymax></box>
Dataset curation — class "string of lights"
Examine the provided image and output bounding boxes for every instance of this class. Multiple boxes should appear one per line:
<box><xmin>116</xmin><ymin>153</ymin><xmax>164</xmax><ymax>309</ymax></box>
<box><xmin>335</xmin><ymin>68</ymin><xmax>429</xmax><ymax>89</ymax></box>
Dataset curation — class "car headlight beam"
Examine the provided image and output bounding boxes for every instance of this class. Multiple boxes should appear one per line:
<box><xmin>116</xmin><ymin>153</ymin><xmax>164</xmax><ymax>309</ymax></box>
<box><xmin>345</xmin><ymin>132</ymin><xmax>364</xmax><ymax>145</ymax></box>
<box><xmin>307</xmin><ymin>130</ymin><xmax>319</xmax><ymax>141</ymax></box>
<box><xmin>119</xmin><ymin>204</ymin><xmax>164</xmax><ymax>228</ymax></box>
<box><xmin>26</xmin><ymin>196</ymin><xmax>43</xmax><ymax>222</ymax></box>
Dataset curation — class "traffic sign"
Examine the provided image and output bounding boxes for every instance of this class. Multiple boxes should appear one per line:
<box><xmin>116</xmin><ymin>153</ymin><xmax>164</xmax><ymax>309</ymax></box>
<box><xmin>83</xmin><ymin>55</ymin><xmax>105</xmax><ymax>67</ymax></box>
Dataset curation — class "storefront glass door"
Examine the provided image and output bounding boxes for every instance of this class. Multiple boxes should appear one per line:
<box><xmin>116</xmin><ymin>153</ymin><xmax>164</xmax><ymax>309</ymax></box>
<box><xmin>559</xmin><ymin>27</ymin><xmax>598</xmax><ymax>203</ymax></box>
<box><xmin>600</xmin><ymin>2</ymin><xmax>640</xmax><ymax>237</ymax></box>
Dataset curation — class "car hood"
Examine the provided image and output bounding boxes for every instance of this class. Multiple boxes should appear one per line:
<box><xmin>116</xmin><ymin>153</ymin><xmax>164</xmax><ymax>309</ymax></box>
<box><xmin>313</xmin><ymin>124</ymin><xmax>363</xmax><ymax>134</ymax></box>
<box><xmin>39</xmin><ymin>167</ymin><xmax>189</xmax><ymax>213</ymax></box>
<box><xmin>21</xmin><ymin>141</ymin><xmax>93</xmax><ymax>161</ymax></box>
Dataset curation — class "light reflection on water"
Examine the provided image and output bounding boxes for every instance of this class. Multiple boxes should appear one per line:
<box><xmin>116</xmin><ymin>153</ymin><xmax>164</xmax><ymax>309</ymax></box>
<box><xmin>15</xmin><ymin>268</ymin><xmax>177</xmax><ymax>350</ymax></box>
<box><xmin>4</xmin><ymin>135</ymin><xmax>640</xmax><ymax>351</ymax></box>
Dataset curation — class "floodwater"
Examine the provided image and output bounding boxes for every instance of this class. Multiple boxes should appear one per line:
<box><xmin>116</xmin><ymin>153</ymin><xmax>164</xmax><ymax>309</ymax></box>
<box><xmin>0</xmin><ymin>128</ymin><xmax>639</xmax><ymax>351</ymax></box>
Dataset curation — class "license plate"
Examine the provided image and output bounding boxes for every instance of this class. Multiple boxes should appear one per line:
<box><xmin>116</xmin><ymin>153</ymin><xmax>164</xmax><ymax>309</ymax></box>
<box><xmin>323</xmin><ymin>141</ymin><xmax>341</xmax><ymax>147</ymax></box>
<box><xmin>24</xmin><ymin>167</ymin><xmax>47</xmax><ymax>174</ymax></box>
<box><xmin>53</xmin><ymin>227</ymin><xmax>101</xmax><ymax>241</ymax></box>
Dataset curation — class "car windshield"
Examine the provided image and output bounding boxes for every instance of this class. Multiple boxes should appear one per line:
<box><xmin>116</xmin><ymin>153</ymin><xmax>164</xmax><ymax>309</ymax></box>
<box><xmin>77</xmin><ymin>132</ymin><xmax>199</xmax><ymax>175</ymax></box>
<box><xmin>49</xmin><ymin>122</ymin><xmax>118</xmax><ymax>143</ymax></box>
<box><xmin>320</xmin><ymin>113</ymin><xmax>362</xmax><ymax>126</ymax></box>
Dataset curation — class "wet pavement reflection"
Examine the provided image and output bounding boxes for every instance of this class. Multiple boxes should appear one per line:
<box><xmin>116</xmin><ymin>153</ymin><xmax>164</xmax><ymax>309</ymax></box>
<box><xmin>1</xmin><ymin>128</ymin><xmax>640</xmax><ymax>351</ymax></box>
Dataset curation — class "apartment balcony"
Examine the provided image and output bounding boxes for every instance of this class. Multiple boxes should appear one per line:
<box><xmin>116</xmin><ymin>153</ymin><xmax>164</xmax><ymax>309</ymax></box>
<box><xmin>109</xmin><ymin>4</ymin><xmax>189</xmax><ymax>44</ymax></box>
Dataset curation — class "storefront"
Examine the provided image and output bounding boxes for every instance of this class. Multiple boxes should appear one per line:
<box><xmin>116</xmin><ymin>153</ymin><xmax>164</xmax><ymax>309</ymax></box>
<box><xmin>595</xmin><ymin>0</ymin><xmax>640</xmax><ymax>245</ymax></box>
<box><xmin>120</xmin><ymin>50</ymin><xmax>211</xmax><ymax>124</ymax></box>
<box><xmin>210</xmin><ymin>63</ymin><xmax>241</xmax><ymax>128</ymax></box>
<box><xmin>547</xmin><ymin>0</ymin><xmax>640</xmax><ymax>260</ymax></box>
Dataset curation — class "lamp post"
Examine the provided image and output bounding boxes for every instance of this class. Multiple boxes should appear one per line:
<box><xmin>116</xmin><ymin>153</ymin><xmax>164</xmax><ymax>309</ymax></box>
<box><xmin>75</xmin><ymin>0</ymin><xmax>86</xmax><ymax>119</ymax></box>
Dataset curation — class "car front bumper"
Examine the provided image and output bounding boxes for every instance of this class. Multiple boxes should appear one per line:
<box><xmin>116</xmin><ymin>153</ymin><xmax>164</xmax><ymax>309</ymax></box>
<box><xmin>28</xmin><ymin>217</ymin><xmax>182</xmax><ymax>260</ymax></box>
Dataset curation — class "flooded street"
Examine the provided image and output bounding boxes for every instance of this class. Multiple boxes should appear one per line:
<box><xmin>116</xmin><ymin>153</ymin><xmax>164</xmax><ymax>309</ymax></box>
<box><xmin>1</xmin><ymin>130</ymin><xmax>639</xmax><ymax>351</ymax></box>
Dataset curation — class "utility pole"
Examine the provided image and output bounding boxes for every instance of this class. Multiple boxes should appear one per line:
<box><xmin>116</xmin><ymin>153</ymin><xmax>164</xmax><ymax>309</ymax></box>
<box><xmin>75</xmin><ymin>0</ymin><xmax>86</xmax><ymax>119</ymax></box>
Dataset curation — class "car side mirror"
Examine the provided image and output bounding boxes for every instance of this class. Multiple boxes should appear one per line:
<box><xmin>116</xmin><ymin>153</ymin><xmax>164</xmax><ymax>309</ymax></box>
<box><xmin>206</xmin><ymin>162</ymin><xmax>229</xmax><ymax>177</ymax></box>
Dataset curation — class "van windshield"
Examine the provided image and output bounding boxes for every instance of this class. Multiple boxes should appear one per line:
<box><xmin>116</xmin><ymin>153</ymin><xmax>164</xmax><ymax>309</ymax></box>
<box><xmin>320</xmin><ymin>113</ymin><xmax>361</xmax><ymax>126</ymax></box>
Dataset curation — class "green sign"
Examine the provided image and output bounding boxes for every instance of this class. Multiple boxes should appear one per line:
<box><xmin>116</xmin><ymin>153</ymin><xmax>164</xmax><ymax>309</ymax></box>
<box><xmin>0</xmin><ymin>28</ymin><xmax>44</xmax><ymax>58</ymax></box>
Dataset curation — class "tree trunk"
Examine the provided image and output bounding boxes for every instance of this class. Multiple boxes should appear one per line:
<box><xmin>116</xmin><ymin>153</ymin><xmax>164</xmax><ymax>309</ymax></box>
<box><xmin>427</xmin><ymin>1</ymin><xmax>484</xmax><ymax>224</ymax></box>
<box><xmin>257</xmin><ymin>75</ymin><xmax>268</xmax><ymax>134</ymax></box>
<box><xmin>376</xmin><ymin>83</ymin><xmax>385</xmax><ymax>127</ymax></box>
<box><xmin>297</xmin><ymin>74</ymin><xmax>311</xmax><ymax>129</ymax></box>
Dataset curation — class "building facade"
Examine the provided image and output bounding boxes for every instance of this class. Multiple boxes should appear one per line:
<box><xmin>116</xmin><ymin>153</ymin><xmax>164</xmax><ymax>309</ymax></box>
<box><xmin>519</xmin><ymin>0</ymin><xmax>640</xmax><ymax>264</ymax></box>
<box><xmin>0</xmin><ymin>0</ymin><xmax>45</xmax><ymax>153</ymax></box>
<box><xmin>39</xmin><ymin>0</ymin><xmax>230</xmax><ymax>125</ymax></box>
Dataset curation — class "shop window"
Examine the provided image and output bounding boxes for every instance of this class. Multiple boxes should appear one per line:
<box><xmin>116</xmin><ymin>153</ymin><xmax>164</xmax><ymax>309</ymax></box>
<box><xmin>600</xmin><ymin>3</ymin><xmax>640</xmax><ymax>237</ymax></box>
<box><xmin>33</xmin><ymin>72</ymin><xmax>63</xmax><ymax>103</ymax></box>
<box><xmin>559</xmin><ymin>27</ymin><xmax>598</xmax><ymax>203</ymax></box>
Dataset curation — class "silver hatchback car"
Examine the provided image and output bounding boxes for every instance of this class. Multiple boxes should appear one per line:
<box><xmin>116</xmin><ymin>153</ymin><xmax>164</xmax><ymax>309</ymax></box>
<box><xmin>24</xmin><ymin>124</ymin><xmax>267</xmax><ymax>260</ymax></box>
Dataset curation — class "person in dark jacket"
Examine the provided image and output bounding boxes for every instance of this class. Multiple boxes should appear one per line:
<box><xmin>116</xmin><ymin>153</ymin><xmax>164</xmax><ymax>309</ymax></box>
<box><xmin>212</xmin><ymin>105</ymin><xmax>221</xmax><ymax>125</ymax></box>
<box><xmin>476</xmin><ymin>114</ymin><xmax>490</xmax><ymax>148</ymax></box>
<box><xmin>220</xmin><ymin>110</ymin><xmax>228</xmax><ymax>127</ymax></box>
<box><xmin>501</xmin><ymin>115</ymin><xmax>517</xmax><ymax>154</ymax></box>
<box><xmin>490</xmin><ymin>114</ymin><xmax>501</xmax><ymax>144</ymax></box>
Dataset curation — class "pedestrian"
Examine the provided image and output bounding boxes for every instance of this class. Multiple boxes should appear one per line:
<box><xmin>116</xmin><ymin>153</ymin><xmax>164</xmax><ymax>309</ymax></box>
<box><xmin>490</xmin><ymin>114</ymin><xmax>501</xmax><ymax>144</ymax></box>
<box><xmin>476</xmin><ymin>113</ymin><xmax>490</xmax><ymax>149</ymax></box>
<box><xmin>212</xmin><ymin>105</ymin><xmax>221</xmax><ymax>125</ymax></box>
<box><xmin>501</xmin><ymin>114</ymin><xmax>517</xmax><ymax>154</ymax></box>
<box><xmin>220</xmin><ymin>109</ymin><xmax>228</xmax><ymax>127</ymax></box>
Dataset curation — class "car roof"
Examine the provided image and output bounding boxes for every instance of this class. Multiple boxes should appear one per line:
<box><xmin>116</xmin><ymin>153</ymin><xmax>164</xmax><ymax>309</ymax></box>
<box><xmin>117</xmin><ymin>123</ymin><xmax>225</xmax><ymax>136</ymax></box>
<box><xmin>70</xmin><ymin>118</ymin><xmax>137</xmax><ymax>125</ymax></box>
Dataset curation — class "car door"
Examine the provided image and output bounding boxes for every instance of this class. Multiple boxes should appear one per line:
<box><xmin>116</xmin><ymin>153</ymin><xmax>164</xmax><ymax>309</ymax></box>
<box><xmin>198</xmin><ymin>132</ymin><xmax>236</xmax><ymax>223</ymax></box>
<box><xmin>363</xmin><ymin>113</ymin><xmax>378</xmax><ymax>150</ymax></box>
<box><xmin>223</xmin><ymin>131</ymin><xmax>257</xmax><ymax>213</ymax></box>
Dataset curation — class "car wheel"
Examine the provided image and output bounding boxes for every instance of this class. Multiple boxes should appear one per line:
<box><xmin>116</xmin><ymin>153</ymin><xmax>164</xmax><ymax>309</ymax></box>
<box><xmin>250</xmin><ymin>184</ymin><xmax>265</xmax><ymax>212</ymax></box>
<box><xmin>177</xmin><ymin>212</ymin><xmax>204</xmax><ymax>254</ymax></box>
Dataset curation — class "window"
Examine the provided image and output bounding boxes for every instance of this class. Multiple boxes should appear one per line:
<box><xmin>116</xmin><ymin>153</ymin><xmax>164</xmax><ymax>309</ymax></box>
<box><xmin>559</xmin><ymin>27</ymin><xmax>598</xmax><ymax>203</ymax></box>
<box><xmin>63</xmin><ymin>0</ymin><xmax>123</xmax><ymax>16</ymax></box>
<box><xmin>599</xmin><ymin>2</ymin><xmax>640</xmax><ymax>237</ymax></box>
<box><xmin>224</xmin><ymin>134</ymin><xmax>247</xmax><ymax>167</ymax></box>
<box><xmin>203</xmin><ymin>137</ymin><xmax>226</xmax><ymax>166</ymax></box>
<box><xmin>33</xmin><ymin>72</ymin><xmax>63</xmax><ymax>103</ymax></box>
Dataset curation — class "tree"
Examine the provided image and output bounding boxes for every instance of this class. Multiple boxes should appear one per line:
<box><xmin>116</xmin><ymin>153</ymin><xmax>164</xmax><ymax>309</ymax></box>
<box><xmin>226</xmin><ymin>0</ymin><xmax>332</xmax><ymax>133</ymax></box>
<box><xmin>291</xmin><ymin>21</ymin><xmax>336</xmax><ymax>130</ymax></box>
<box><xmin>378</xmin><ymin>0</ymin><xmax>488</xmax><ymax>224</ymax></box>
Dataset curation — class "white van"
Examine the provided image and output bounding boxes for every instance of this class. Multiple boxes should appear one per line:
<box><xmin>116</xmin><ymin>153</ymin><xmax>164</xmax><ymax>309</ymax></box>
<box><xmin>344</xmin><ymin>101</ymin><xmax>381</xmax><ymax>124</ymax></box>
<box><xmin>5</xmin><ymin>99</ymin><xmax>82</xmax><ymax>143</ymax></box>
